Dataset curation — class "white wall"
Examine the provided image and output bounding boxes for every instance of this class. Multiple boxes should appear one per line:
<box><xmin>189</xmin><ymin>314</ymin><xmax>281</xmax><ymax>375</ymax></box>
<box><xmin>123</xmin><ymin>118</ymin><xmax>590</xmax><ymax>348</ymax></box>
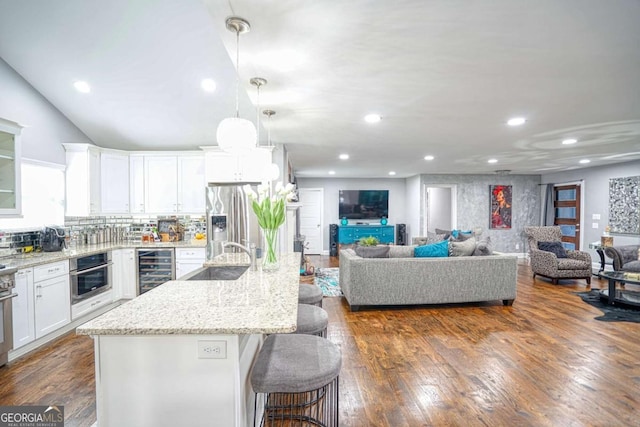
<box><xmin>297</xmin><ymin>178</ymin><xmax>407</xmax><ymax>252</ymax></box>
<box><xmin>405</xmin><ymin>175</ymin><xmax>421</xmax><ymax>243</ymax></box>
<box><xmin>427</xmin><ymin>187</ymin><xmax>452</xmax><ymax>232</ymax></box>
<box><xmin>0</xmin><ymin>58</ymin><xmax>92</xmax><ymax>164</ymax></box>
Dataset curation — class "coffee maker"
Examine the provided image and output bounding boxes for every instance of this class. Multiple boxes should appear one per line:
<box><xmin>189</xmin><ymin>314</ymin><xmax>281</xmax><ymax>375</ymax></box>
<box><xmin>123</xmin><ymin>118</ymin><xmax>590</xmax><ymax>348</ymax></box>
<box><xmin>41</xmin><ymin>226</ymin><xmax>66</xmax><ymax>252</ymax></box>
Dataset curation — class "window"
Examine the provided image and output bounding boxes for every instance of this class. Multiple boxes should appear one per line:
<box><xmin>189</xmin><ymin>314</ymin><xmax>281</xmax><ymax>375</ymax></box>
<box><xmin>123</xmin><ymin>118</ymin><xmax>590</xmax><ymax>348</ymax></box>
<box><xmin>0</xmin><ymin>161</ymin><xmax>65</xmax><ymax>230</ymax></box>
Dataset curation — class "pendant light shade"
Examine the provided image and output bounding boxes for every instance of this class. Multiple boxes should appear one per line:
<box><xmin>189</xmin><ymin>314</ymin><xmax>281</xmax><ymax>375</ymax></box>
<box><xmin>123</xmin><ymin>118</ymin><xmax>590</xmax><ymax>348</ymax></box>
<box><xmin>217</xmin><ymin>117</ymin><xmax>257</xmax><ymax>153</ymax></box>
<box><xmin>217</xmin><ymin>16</ymin><xmax>257</xmax><ymax>153</ymax></box>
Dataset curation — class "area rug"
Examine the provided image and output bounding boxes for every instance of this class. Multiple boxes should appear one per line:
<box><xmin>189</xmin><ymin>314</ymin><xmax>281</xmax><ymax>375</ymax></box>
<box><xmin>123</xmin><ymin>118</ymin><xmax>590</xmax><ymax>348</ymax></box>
<box><xmin>314</xmin><ymin>267</ymin><xmax>342</xmax><ymax>296</ymax></box>
<box><xmin>575</xmin><ymin>290</ymin><xmax>640</xmax><ymax>323</ymax></box>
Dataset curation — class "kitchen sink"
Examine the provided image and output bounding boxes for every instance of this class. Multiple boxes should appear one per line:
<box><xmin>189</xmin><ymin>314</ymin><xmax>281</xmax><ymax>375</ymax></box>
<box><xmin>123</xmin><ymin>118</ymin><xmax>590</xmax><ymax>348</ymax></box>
<box><xmin>185</xmin><ymin>265</ymin><xmax>249</xmax><ymax>281</ymax></box>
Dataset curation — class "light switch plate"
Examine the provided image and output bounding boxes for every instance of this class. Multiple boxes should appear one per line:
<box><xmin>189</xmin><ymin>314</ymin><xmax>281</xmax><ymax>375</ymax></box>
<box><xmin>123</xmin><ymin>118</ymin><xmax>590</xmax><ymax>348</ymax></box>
<box><xmin>592</xmin><ymin>213</ymin><xmax>601</xmax><ymax>220</ymax></box>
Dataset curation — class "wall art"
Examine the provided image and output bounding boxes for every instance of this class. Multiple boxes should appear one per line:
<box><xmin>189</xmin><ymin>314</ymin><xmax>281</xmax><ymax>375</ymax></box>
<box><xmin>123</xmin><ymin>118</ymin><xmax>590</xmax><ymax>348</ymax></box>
<box><xmin>609</xmin><ymin>176</ymin><xmax>640</xmax><ymax>234</ymax></box>
<box><xmin>490</xmin><ymin>184</ymin><xmax>512</xmax><ymax>229</ymax></box>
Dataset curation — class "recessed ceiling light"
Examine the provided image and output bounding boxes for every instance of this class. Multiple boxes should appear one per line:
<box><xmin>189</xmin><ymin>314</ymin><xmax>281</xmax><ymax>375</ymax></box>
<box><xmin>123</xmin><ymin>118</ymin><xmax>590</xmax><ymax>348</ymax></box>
<box><xmin>73</xmin><ymin>80</ymin><xmax>91</xmax><ymax>93</ymax></box>
<box><xmin>579</xmin><ymin>159</ymin><xmax>591</xmax><ymax>164</ymax></box>
<box><xmin>507</xmin><ymin>117</ymin><xmax>526</xmax><ymax>126</ymax></box>
<box><xmin>488</xmin><ymin>158</ymin><xmax>498</xmax><ymax>164</ymax></box>
<box><xmin>562</xmin><ymin>138</ymin><xmax>577</xmax><ymax>145</ymax></box>
<box><xmin>201</xmin><ymin>78</ymin><xmax>217</xmax><ymax>92</ymax></box>
<box><xmin>388</xmin><ymin>171</ymin><xmax>396</xmax><ymax>176</ymax></box>
<box><xmin>339</xmin><ymin>154</ymin><xmax>349</xmax><ymax>160</ymax></box>
<box><xmin>364</xmin><ymin>114</ymin><xmax>382</xmax><ymax>123</ymax></box>
<box><xmin>424</xmin><ymin>155</ymin><xmax>434</xmax><ymax>161</ymax></box>
<box><xmin>328</xmin><ymin>170</ymin><xmax>336</xmax><ymax>175</ymax></box>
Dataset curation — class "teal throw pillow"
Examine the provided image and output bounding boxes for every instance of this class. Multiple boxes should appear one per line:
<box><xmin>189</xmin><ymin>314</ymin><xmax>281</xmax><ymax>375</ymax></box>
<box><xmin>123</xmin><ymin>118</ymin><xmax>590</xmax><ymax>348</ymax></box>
<box><xmin>415</xmin><ymin>240</ymin><xmax>449</xmax><ymax>258</ymax></box>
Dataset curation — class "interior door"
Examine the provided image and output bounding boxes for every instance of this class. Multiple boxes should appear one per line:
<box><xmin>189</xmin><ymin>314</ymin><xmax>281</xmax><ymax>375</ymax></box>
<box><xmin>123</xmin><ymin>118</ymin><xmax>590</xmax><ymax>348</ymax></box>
<box><xmin>298</xmin><ymin>188</ymin><xmax>323</xmax><ymax>254</ymax></box>
<box><xmin>554</xmin><ymin>184</ymin><xmax>581</xmax><ymax>250</ymax></box>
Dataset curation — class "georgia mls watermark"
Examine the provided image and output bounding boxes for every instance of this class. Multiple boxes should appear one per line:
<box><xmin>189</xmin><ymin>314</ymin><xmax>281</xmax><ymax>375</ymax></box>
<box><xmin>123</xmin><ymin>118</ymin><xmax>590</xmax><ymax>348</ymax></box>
<box><xmin>0</xmin><ymin>406</ymin><xmax>64</xmax><ymax>427</ymax></box>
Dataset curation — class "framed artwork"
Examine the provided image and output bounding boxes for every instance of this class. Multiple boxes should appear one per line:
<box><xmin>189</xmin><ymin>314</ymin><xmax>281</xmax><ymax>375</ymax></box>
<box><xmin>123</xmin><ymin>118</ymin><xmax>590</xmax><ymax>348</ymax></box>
<box><xmin>609</xmin><ymin>176</ymin><xmax>640</xmax><ymax>234</ymax></box>
<box><xmin>490</xmin><ymin>185</ymin><xmax>512</xmax><ymax>229</ymax></box>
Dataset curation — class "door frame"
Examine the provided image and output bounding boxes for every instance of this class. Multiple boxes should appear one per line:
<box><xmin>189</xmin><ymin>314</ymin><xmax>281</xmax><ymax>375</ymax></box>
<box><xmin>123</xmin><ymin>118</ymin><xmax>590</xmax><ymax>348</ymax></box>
<box><xmin>297</xmin><ymin>188</ymin><xmax>324</xmax><ymax>255</ymax></box>
<box><xmin>553</xmin><ymin>180</ymin><xmax>585</xmax><ymax>250</ymax></box>
<box><xmin>422</xmin><ymin>184</ymin><xmax>457</xmax><ymax>235</ymax></box>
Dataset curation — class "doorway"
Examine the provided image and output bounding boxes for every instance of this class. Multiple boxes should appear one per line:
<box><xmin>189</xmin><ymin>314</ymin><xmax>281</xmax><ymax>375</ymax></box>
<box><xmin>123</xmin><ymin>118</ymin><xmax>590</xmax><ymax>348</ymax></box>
<box><xmin>297</xmin><ymin>188</ymin><xmax>324</xmax><ymax>254</ymax></box>
<box><xmin>553</xmin><ymin>184</ymin><xmax>581</xmax><ymax>250</ymax></box>
<box><xmin>423</xmin><ymin>185</ymin><xmax>457</xmax><ymax>234</ymax></box>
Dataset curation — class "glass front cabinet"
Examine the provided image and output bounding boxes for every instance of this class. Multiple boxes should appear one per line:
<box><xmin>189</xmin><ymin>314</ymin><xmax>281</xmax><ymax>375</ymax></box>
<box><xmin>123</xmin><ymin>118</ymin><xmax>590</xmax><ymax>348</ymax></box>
<box><xmin>0</xmin><ymin>118</ymin><xmax>22</xmax><ymax>216</ymax></box>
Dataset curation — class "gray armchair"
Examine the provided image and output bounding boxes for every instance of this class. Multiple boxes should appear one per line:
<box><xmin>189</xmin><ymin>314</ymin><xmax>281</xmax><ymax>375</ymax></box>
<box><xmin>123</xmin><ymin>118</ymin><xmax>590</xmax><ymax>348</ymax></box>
<box><xmin>524</xmin><ymin>226</ymin><xmax>592</xmax><ymax>285</ymax></box>
<box><xmin>603</xmin><ymin>245</ymin><xmax>640</xmax><ymax>272</ymax></box>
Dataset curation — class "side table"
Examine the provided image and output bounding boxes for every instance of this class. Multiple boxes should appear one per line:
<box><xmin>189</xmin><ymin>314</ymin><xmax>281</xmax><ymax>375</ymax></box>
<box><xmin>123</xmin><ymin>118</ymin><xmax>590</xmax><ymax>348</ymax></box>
<box><xmin>588</xmin><ymin>241</ymin><xmax>608</xmax><ymax>273</ymax></box>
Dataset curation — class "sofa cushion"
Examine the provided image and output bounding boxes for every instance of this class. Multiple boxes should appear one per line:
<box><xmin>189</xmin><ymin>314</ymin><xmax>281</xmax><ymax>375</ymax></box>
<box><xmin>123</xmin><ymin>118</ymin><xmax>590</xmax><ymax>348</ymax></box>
<box><xmin>354</xmin><ymin>245</ymin><xmax>390</xmax><ymax>258</ymax></box>
<box><xmin>435</xmin><ymin>228</ymin><xmax>452</xmax><ymax>239</ymax></box>
<box><xmin>557</xmin><ymin>258</ymin><xmax>590</xmax><ymax>270</ymax></box>
<box><xmin>473</xmin><ymin>236</ymin><xmax>493</xmax><ymax>256</ymax></box>
<box><xmin>623</xmin><ymin>260</ymin><xmax>640</xmax><ymax>272</ymax></box>
<box><xmin>449</xmin><ymin>237</ymin><xmax>476</xmax><ymax>257</ymax></box>
<box><xmin>415</xmin><ymin>240</ymin><xmax>449</xmax><ymax>258</ymax></box>
<box><xmin>538</xmin><ymin>241</ymin><xmax>568</xmax><ymax>258</ymax></box>
<box><xmin>388</xmin><ymin>245</ymin><xmax>416</xmax><ymax>258</ymax></box>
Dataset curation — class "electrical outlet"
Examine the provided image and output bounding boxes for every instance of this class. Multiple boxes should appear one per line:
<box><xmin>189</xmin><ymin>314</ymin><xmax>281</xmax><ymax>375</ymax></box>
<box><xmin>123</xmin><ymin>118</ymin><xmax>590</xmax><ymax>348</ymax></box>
<box><xmin>198</xmin><ymin>340</ymin><xmax>227</xmax><ymax>359</ymax></box>
<box><xmin>592</xmin><ymin>223</ymin><xmax>599</xmax><ymax>229</ymax></box>
<box><xmin>515</xmin><ymin>243</ymin><xmax>519</xmax><ymax>250</ymax></box>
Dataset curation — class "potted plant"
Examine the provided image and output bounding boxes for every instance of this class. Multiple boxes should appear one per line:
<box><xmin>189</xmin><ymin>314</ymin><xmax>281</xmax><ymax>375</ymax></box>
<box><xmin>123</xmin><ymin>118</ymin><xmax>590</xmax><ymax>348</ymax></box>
<box><xmin>358</xmin><ymin>236</ymin><xmax>380</xmax><ymax>247</ymax></box>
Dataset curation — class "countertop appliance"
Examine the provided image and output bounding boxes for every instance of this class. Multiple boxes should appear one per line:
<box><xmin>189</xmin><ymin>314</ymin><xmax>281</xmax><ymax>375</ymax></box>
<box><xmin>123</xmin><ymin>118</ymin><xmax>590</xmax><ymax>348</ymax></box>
<box><xmin>41</xmin><ymin>226</ymin><xmax>66</xmax><ymax>252</ymax></box>
<box><xmin>70</xmin><ymin>252</ymin><xmax>112</xmax><ymax>303</ymax></box>
<box><xmin>206</xmin><ymin>184</ymin><xmax>260</xmax><ymax>261</ymax></box>
<box><xmin>0</xmin><ymin>267</ymin><xmax>17</xmax><ymax>366</ymax></box>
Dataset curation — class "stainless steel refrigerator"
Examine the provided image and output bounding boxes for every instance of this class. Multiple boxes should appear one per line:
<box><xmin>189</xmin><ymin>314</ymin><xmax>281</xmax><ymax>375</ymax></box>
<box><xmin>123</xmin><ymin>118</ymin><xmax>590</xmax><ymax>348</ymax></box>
<box><xmin>205</xmin><ymin>184</ymin><xmax>261</xmax><ymax>261</ymax></box>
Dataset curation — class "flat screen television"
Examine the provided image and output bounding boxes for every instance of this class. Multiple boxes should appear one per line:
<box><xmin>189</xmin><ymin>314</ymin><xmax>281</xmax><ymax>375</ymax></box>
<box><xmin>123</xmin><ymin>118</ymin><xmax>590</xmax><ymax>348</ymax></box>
<box><xmin>339</xmin><ymin>190</ymin><xmax>389</xmax><ymax>220</ymax></box>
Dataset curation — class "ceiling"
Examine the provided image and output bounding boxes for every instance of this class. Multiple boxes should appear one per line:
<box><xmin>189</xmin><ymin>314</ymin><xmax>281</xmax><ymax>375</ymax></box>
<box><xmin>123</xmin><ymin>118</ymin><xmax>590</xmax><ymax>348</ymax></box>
<box><xmin>1</xmin><ymin>0</ymin><xmax>639</xmax><ymax>178</ymax></box>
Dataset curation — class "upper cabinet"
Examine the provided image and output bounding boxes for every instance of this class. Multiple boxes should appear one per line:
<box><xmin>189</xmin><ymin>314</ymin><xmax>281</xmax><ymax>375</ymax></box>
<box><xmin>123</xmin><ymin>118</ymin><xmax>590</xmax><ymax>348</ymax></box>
<box><xmin>64</xmin><ymin>144</ymin><xmax>206</xmax><ymax>216</ymax></box>
<box><xmin>64</xmin><ymin>143</ymin><xmax>102</xmax><ymax>216</ymax></box>
<box><xmin>144</xmin><ymin>155</ymin><xmax>205</xmax><ymax>214</ymax></box>
<box><xmin>0</xmin><ymin>118</ymin><xmax>23</xmax><ymax>216</ymax></box>
<box><xmin>204</xmin><ymin>147</ymin><xmax>272</xmax><ymax>183</ymax></box>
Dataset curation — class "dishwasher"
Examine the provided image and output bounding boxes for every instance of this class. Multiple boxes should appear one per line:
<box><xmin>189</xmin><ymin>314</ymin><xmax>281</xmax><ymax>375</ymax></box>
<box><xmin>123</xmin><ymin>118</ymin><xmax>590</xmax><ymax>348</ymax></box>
<box><xmin>136</xmin><ymin>249</ymin><xmax>175</xmax><ymax>295</ymax></box>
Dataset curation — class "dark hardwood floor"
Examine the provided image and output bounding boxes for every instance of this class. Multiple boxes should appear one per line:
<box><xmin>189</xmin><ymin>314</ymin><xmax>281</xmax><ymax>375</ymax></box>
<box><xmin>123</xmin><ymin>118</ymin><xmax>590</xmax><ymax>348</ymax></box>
<box><xmin>1</xmin><ymin>256</ymin><xmax>639</xmax><ymax>426</ymax></box>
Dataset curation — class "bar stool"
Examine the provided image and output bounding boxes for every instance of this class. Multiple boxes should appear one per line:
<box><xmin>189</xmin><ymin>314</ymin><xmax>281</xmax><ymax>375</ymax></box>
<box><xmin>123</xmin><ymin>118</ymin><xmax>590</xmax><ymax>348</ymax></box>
<box><xmin>294</xmin><ymin>304</ymin><xmax>328</xmax><ymax>337</ymax></box>
<box><xmin>251</xmin><ymin>334</ymin><xmax>341</xmax><ymax>427</ymax></box>
<box><xmin>298</xmin><ymin>284</ymin><xmax>323</xmax><ymax>307</ymax></box>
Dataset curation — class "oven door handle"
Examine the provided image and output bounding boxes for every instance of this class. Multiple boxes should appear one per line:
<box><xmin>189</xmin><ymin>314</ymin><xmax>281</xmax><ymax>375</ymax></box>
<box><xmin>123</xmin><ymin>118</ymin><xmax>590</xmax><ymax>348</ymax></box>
<box><xmin>0</xmin><ymin>293</ymin><xmax>18</xmax><ymax>302</ymax></box>
<box><xmin>69</xmin><ymin>262</ymin><xmax>113</xmax><ymax>276</ymax></box>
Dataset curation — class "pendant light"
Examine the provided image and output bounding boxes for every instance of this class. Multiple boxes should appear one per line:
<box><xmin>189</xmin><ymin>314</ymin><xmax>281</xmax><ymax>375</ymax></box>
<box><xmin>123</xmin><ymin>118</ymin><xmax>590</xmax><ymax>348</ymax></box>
<box><xmin>263</xmin><ymin>109</ymin><xmax>280</xmax><ymax>181</ymax></box>
<box><xmin>250</xmin><ymin>77</ymin><xmax>267</xmax><ymax>146</ymax></box>
<box><xmin>216</xmin><ymin>17</ymin><xmax>257</xmax><ymax>153</ymax></box>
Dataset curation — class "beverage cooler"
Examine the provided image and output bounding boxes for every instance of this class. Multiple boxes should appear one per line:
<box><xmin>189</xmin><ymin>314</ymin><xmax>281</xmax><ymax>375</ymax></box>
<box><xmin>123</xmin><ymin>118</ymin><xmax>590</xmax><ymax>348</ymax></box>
<box><xmin>136</xmin><ymin>249</ymin><xmax>175</xmax><ymax>295</ymax></box>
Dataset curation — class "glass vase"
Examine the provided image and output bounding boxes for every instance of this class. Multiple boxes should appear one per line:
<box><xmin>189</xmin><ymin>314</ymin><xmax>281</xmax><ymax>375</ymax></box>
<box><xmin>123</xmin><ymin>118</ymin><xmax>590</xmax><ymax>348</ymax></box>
<box><xmin>262</xmin><ymin>227</ymin><xmax>280</xmax><ymax>271</ymax></box>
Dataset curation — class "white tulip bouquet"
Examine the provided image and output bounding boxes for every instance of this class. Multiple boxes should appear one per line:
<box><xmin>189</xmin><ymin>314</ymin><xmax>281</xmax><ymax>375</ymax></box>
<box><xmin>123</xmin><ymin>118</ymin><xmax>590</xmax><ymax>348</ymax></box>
<box><xmin>243</xmin><ymin>182</ymin><xmax>296</xmax><ymax>269</ymax></box>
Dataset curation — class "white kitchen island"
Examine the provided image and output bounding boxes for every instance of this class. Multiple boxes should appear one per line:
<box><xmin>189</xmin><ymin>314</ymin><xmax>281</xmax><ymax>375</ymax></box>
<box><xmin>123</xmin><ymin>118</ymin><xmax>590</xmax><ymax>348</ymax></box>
<box><xmin>77</xmin><ymin>253</ymin><xmax>301</xmax><ymax>427</ymax></box>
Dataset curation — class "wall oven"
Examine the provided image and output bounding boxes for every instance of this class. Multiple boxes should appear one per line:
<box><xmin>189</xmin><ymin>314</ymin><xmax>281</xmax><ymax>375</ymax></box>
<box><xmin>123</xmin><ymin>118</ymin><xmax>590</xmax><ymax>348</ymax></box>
<box><xmin>70</xmin><ymin>252</ymin><xmax>112</xmax><ymax>304</ymax></box>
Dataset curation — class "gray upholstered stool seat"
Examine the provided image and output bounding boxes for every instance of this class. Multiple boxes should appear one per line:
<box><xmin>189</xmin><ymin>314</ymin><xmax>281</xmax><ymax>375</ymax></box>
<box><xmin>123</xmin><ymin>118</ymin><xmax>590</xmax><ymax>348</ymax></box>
<box><xmin>251</xmin><ymin>334</ymin><xmax>341</xmax><ymax>426</ymax></box>
<box><xmin>294</xmin><ymin>304</ymin><xmax>328</xmax><ymax>337</ymax></box>
<box><xmin>298</xmin><ymin>284</ymin><xmax>323</xmax><ymax>307</ymax></box>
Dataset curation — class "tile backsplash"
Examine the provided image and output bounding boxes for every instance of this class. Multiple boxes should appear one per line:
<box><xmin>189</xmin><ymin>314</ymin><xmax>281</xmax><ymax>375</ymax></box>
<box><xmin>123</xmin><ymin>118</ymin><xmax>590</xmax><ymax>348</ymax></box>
<box><xmin>0</xmin><ymin>215</ymin><xmax>207</xmax><ymax>259</ymax></box>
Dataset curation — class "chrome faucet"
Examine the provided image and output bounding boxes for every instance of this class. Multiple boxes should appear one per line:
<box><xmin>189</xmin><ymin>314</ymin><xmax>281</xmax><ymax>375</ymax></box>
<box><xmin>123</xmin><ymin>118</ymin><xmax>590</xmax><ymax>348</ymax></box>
<box><xmin>222</xmin><ymin>241</ymin><xmax>257</xmax><ymax>271</ymax></box>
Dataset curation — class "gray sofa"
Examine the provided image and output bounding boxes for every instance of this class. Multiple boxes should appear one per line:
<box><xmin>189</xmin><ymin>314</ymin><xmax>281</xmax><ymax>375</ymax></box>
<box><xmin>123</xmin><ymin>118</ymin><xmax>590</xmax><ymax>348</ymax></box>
<box><xmin>339</xmin><ymin>248</ymin><xmax>517</xmax><ymax>311</ymax></box>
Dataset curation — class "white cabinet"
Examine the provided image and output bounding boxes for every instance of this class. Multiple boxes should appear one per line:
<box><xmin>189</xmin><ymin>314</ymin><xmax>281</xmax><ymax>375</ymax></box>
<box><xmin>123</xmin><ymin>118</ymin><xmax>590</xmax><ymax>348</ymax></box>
<box><xmin>145</xmin><ymin>155</ymin><xmax>205</xmax><ymax>214</ymax></box>
<box><xmin>11</xmin><ymin>268</ymin><xmax>35</xmax><ymax>349</ymax></box>
<box><xmin>112</xmin><ymin>248</ymin><xmax>137</xmax><ymax>299</ymax></box>
<box><xmin>130</xmin><ymin>155</ymin><xmax>145</xmax><ymax>213</ymax></box>
<box><xmin>33</xmin><ymin>261</ymin><xmax>70</xmax><ymax>339</ymax></box>
<box><xmin>0</xmin><ymin>118</ymin><xmax>23</xmax><ymax>216</ymax></box>
<box><xmin>63</xmin><ymin>143</ymin><xmax>102</xmax><ymax>216</ymax></box>
<box><xmin>204</xmin><ymin>147</ymin><xmax>271</xmax><ymax>183</ymax></box>
<box><xmin>175</xmin><ymin>247</ymin><xmax>206</xmax><ymax>279</ymax></box>
<box><xmin>177</xmin><ymin>156</ymin><xmax>205</xmax><ymax>213</ymax></box>
<box><xmin>71</xmin><ymin>290</ymin><xmax>113</xmax><ymax>320</ymax></box>
<box><xmin>101</xmin><ymin>152</ymin><xmax>130</xmax><ymax>213</ymax></box>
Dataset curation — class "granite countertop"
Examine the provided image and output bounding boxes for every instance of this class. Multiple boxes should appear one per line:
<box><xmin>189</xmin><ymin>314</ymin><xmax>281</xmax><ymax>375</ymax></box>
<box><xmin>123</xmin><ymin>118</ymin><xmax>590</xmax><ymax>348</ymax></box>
<box><xmin>76</xmin><ymin>252</ymin><xmax>301</xmax><ymax>336</ymax></box>
<box><xmin>1</xmin><ymin>240</ymin><xmax>207</xmax><ymax>270</ymax></box>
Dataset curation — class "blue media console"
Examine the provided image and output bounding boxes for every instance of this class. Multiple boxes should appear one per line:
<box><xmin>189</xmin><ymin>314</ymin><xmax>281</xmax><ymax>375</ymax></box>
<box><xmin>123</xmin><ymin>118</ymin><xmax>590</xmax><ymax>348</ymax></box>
<box><xmin>337</xmin><ymin>225</ymin><xmax>395</xmax><ymax>244</ymax></box>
